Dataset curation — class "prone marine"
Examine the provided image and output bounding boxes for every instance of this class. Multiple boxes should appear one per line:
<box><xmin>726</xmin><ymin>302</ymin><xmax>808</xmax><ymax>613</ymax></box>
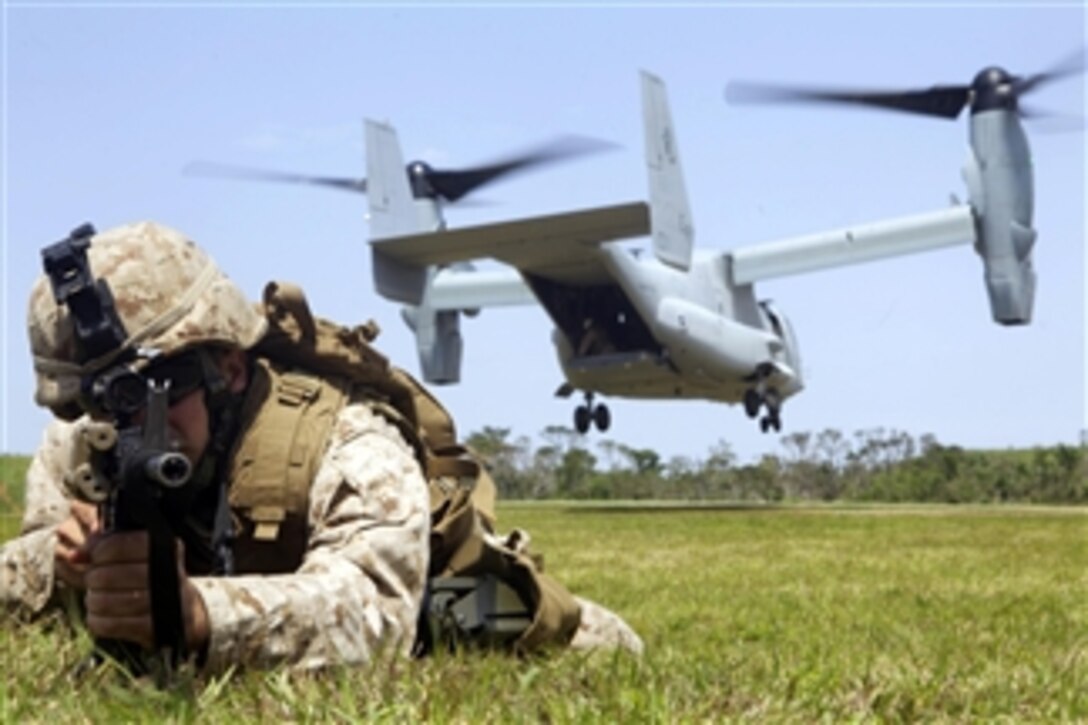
<box><xmin>0</xmin><ymin>221</ymin><xmax>642</xmax><ymax>675</ymax></box>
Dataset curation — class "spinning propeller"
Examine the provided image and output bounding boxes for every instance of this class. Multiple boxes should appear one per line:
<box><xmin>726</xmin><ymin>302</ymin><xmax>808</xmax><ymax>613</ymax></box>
<box><xmin>186</xmin><ymin>134</ymin><xmax>615</xmax><ymax>203</ymax></box>
<box><xmin>724</xmin><ymin>48</ymin><xmax>1085</xmax><ymax>120</ymax></box>
<box><xmin>727</xmin><ymin>49</ymin><xmax>1085</xmax><ymax>327</ymax></box>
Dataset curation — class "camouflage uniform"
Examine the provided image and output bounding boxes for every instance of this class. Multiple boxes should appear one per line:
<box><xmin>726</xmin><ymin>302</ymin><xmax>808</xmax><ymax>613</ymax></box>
<box><xmin>0</xmin><ymin>416</ymin><xmax>643</xmax><ymax>665</ymax></box>
<box><xmin>571</xmin><ymin>597</ymin><xmax>644</xmax><ymax>654</ymax></box>
<box><xmin>1</xmin><ymin>221</ymin><xmax>642</xmax><ymax>670</ymax></box>
<box><xmin>2</xmin><ymin>401</ymin><xmax>431</xmax><ymax>671</ymax></box>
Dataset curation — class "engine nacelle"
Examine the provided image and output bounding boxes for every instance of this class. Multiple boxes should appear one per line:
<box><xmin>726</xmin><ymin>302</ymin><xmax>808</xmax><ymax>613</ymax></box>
<box><xmin>963</xmin><ymin>100</ymin><xmax>1037</xmax><ymax>325</ymax></box>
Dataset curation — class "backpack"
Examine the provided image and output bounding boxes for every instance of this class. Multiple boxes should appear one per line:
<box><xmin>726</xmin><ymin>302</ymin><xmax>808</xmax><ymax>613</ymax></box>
<box><xmin>241</xmin><ymin>281</ymin><xmax>582</xmax><ymax>654</ymax></box>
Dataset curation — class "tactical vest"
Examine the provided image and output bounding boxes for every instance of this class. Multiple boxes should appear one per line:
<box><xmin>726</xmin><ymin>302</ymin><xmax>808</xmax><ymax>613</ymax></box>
<box><xmin>221</xmin><ymin>281</ymin><xmax>582</xmax><ymax>653</ymax></box>
<box><xmin>224</xmin><ymin>357</ymin><xmax>347</xmax><ymax>574</ymax></box>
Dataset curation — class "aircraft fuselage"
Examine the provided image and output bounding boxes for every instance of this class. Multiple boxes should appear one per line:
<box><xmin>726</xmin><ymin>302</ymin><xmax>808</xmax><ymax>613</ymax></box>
<box><xmin>546</xmin><ymin>247</ymin><xmax>804</xmax><ymax>407</ymax></box>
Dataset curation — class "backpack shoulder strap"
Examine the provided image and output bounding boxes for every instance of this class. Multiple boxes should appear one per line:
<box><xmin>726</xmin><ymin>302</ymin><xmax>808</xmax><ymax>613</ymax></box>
<box><xmin>255</xmin><ymin>281</ymin><xmax>389</xmax><ymax>384</ymax></box>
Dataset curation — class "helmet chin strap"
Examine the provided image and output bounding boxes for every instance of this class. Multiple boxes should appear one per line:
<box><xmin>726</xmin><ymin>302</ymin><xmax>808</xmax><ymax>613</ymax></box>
<box><xmin>201</xmin><ymin>350</ymin><xmax>251</xmax><ymax>575</ymax></box>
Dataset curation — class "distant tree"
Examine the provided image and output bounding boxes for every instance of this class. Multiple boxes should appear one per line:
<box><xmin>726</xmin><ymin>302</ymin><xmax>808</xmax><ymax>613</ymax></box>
<box><xmin>618</xmin><ymin>445</ymin><xmax>663</xmax><ymax>476</ymax></box>
<box><xmin>1033</xmin><ymin>445</ymin><xmax>1086</xmax><ymax>503</ymax></box>
<box><xmin>556</xmin><ymin>447</ymin><xmax>598</xmax><ymax>498</ymax></box>
<box><xmin>918</xmin><ymin>433</ymin><xmax>939</xmax><ymax>455</ymax></box>
<box><xmin>595</xmin><ymin>438</ymin><xmax>625</xmax><ymax>471</ymax></box>
<box><xmin>734</xmin><ymin>454</ymin><xmax>784</xmax><ymax>502</ymax></box>
<box><xmin>780</xmin><ymin>432</ymin><xmax>813</xmax><ymax>464</ymax></box>
<box><xmin>466</xmin><ymin>426</ymin><xmax>513</xmax><ymax>457</ymax></box>
<box><xmin>779</xmin><ymin>430</ymin><xmax>842</xmax><ymax>500</ymax></box>
<box><xmin>704</xmin><ymin>440</ymin><xmax>737</xmax><ymax>472</ymax></box>
<box><xmin>470</xmin><ymin>425</ymin><xmax>1083</xmax><ymax>504</ymax></box>
<box><xmin>540</xmin><ymin>425</ymin><xmax>580</xmax><ymax>456</ymax></box>
<box><xmin>530</xmin><ymin>445</ymin><xmax>561</xmax><ymax>498</ymax></box>
<box><xmin>814</xmin><ymin>428</ymin><xmax>849</xmax><ymax>471</ymax></box>
<box><xmin>465</xmin><ymin>426</ymin><xmax>534</xmax><ymax>498</ymax></box>
<box><xmin>665</xmin><ymin>454</ymin><xmax>702</xmax><ymax>499</ymax></box>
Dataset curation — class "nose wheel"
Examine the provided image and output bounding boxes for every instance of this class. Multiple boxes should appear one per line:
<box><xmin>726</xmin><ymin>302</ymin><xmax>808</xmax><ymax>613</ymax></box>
<box><xmin>574</xmin><ymin>392</ymin><xmax>611</xmax><ymax>434</ymax></box>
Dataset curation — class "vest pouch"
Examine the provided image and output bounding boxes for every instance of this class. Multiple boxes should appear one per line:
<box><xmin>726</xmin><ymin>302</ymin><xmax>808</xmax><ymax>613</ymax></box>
<box><xmin>231</xmin><ymin>511</ymin><xmax>308</xmax><ymax>574</ymax></box>
<box><xmin>227</xmin><ymin>360</ymin><xmax>347</xmax><ymax>574</ymax></box>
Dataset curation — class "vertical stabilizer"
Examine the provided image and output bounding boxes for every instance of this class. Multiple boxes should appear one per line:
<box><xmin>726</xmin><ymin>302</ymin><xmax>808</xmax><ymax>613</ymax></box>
<box><xmin>365</xmin><ymin>120</ymin><xmax>417</xmax><ymax>239</ymax></box>
<box><xmin>641</xmin><ymin>71</ymin><xmax>695</xmax><ymax>271</ymax></box>
<box><xmin>366</xmin><ymin>119</ymin><xmax>428</xmax><ymax>304</ymax></box>
<box><xmin>365</xmin><ymin>119</ymin><xmax>462</xmax><ymax>377</ymax></box>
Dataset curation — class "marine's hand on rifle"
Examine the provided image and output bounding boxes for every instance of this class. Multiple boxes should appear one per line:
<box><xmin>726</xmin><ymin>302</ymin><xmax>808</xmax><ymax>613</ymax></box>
<box><xmin>54</xmin><ymin>500</ymin><xmax>100</xmax><ymax>589</ymax></box>
<box><xmin>84</xmin><ymin>531</ymin><xmax>210</xmax><ymax>654</ymax></box>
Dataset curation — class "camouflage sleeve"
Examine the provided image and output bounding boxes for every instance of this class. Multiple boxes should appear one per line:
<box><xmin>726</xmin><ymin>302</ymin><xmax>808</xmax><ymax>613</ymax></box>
<box><xmin>193</xmin><ymin>403</ymin><xmax>430</xmax><ymax>671</ymax></box>
<box><xmin>570</xmin><ymin>596</ymin><xmax>644</xmax><ymax>654</ymax></box>
<box><xmin>0</xmin><ymin>418</ymin><xmax>83</xmax><ymax>613</ymax></box>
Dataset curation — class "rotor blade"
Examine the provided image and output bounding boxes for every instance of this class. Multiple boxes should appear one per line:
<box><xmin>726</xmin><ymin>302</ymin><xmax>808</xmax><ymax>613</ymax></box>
<box><xmin>1014</xmin><ymin>47</ymin><xmax>1087</xmax><ymax>96</ymax></box>
<box><xmin>725</xmin><ymin>81</ymin><xmax>971</xmax><ymax>120</ymax></box>
<box><xmin>1017</xmin><ymin>101</ymin><xmax>1058</xmax><ymax>120</ymax></box>
<box><xmin>427</xmin><ymin>135</ymin><xmax>617</xmax><ymax>202</ymax></box>
<box><xmin>183</xmin><ymin>161</ymin><xmax>368</xmax><ymax>194</ymax></box>
<box><xmin>1022</xmin><ymin>104</ymin><xmax>1087</xmax><ymax>133</ymax></box>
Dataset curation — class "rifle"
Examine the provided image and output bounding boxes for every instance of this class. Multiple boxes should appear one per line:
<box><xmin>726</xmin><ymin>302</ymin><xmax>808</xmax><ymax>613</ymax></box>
<box><xmin>70</xmin><ymin>379</ymin><xmax>192</xmax><ymax>685</ymax></box>
<box><xmin>43</xmin><ymin>225</ymin><xmax>192</xmax><ymax>685</ymax></box>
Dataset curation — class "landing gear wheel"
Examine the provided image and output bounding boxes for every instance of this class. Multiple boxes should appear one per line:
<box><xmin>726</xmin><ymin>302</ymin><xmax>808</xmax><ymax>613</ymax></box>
<box><xmin>744</xmin><ymin>389</ymin><xmax>762</xmax><ymax>419</ymax></box>
<box><xmin>574</xmin><ymin>405</ymin><xmax>591</xmax><ymax>434</ymax></box>
<box><xmin>759</xmin><ymin>413</ymin><xmax>782</xmax><ymax>434</ymax></box>
<box><xmin>593</xmin><ymin>404</ymin><xmax>611</xmax><ymax>432</ymax></box>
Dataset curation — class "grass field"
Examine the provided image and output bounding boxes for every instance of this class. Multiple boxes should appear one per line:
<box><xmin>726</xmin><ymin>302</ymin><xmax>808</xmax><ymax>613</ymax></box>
<box><xmin>0</xmin><ymin>456</ymin><xmax>30</xmax><ymax>543</ymax></box>
<box><xmin>1</xmin><ymin>495</ymin><xmax>1085</xmax><ymax>721</ymax></box>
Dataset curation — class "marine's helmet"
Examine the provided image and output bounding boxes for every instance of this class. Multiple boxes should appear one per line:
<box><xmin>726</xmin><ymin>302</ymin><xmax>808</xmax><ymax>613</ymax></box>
<box><xmin>28</xmin><ymin>221</ymin><xmax>266</xmax><ymax>419</ymax></box>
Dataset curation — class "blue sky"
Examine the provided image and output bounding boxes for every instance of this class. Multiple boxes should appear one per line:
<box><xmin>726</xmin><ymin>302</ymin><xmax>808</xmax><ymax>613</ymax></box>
<box><xmin>2</xmin><ymin>2</ymin><xmax>1085</xmax><ymax>464</ymax></box>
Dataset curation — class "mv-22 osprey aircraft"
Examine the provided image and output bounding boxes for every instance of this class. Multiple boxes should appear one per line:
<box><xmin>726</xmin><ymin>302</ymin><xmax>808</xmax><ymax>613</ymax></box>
<box><xmin>191</xmin><ymin>53</ymin><xmax>1079</xmax><ymax>434</ymax></box>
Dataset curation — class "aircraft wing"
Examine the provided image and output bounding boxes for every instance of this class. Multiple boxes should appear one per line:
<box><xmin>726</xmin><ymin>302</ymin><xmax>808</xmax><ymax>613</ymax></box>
<box><xmin>729</xmin><ymin>206</ymin><xmax>976</xmax><ymax>285</ymax></box>
<box><xmin>371</xmin><ymin>201</ymin><xmax>650</xmax><ymax>286</ymax></box>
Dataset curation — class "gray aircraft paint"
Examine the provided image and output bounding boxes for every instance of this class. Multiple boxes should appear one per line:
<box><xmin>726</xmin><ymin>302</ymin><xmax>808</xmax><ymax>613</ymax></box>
<box><xmin>364</xmin><ymin>70</ymin><xmax>1037</xmax><ymax>432</ymax></box>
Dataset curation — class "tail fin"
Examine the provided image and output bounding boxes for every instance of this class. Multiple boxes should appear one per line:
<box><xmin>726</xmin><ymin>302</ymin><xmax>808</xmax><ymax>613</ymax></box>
<box><xmin>365</xmin><ymin>120</ymin><xmax>417</xmax><ymax>238</ymax></box>
<box><xmin>365</xmin><ymin>119</ymin><xmax>430</xmax><ymax>304</ymax></box>
<box><xmin>365</xmin><ymin>120</ymin><xmax>463</xmax><ymax>382</ymax></box>
<box><xmin>641</xmin><ymin>71</ymin><xmax>695</xmax><ymax>271</ymax></box>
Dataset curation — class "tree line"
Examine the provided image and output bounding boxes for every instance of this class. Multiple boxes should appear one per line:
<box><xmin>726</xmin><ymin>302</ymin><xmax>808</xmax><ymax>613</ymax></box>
<box><xmin>465</xmin><ymin>426</ymin><xmax>1087</xmax><ymax>504</ymax></box>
